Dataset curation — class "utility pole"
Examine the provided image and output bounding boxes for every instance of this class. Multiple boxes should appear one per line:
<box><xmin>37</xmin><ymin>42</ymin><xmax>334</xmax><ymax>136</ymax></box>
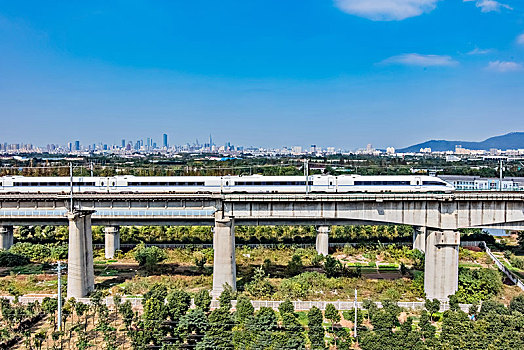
<box><xmin>499</xmin><ymin>159</ymin><xmax>503</xmax><ymax>191</ymax></box>
<box><xmin>304</xmin><ymin>159</ymin><xmax>309</xmax><ymax>195</ymax></box>
<box><xmin>69</xmin><ymin>163</ymin><xmax>74</xmax><ymax>211</ymax></box>
<box><xmin>57</xmin><ymin>261</ymin><xmax>63</xmax><ymax>331</ymax></box>
<box><xmin>354</xmin><ymin>288</ymin><xmax>358</xmax><ymax>339</ymax></box>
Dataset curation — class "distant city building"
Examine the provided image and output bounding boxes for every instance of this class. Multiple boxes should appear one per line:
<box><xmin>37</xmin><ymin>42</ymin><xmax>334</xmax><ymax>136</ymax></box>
<box><xmin>446</xmin><ymin>155</ymin><xmax>461</xmax><ymax>162</ymax></box>
<box><xmin>74</xmin><ymin>140</ymin><xmax>80</xmax><ymax>151</ymax></box>
<box><xmin>291</xmin><ymin>146</ymin><xmax>302</xmax><ymax>155</ymax></box>
<box><xmin>386</xmin><ymin>147</ymin><xmax>395</xmax><ymax>154</ymax></box>
<box><xmin>163</xmin><ymin>134</ymin><xmax>168</xmax><ymax>148</ymax></box>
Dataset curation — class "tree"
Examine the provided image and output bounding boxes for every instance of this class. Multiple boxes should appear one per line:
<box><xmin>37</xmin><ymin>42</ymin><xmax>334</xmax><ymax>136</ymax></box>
<box><xmin>478</xmin><ymin>300</ymin><xmax>508</xmax><ymax>318</ymax></box>
<box><xmin>278</xmin><ymin>301</ymin><xmax>305</xmax><ymax>350</ymax></box>
<box><xmin>439</xmin><ymin>310</ymin><xmax>474</xmax><ymax>349</ymax></box>
<box><xmin>235</xmin><ymin>295</ymin><xmax>254</xmax><ymax>326</ymax></box>
<box><xmin>308</xmin><ymin>306</ymin><xmax>326</xmax><ymax>350</ymax></box>
<box><xmin>193</xmin><ymin>251</ymin><xmax>207</xmax><ymax>273</ymax></box>
<box><xmin>425</xmin><ymin>299</ymin><xmax>440</xmax><ymax>322</ymax></box>
<box><xmin>194</xmin><ymin>289</ymin><xmax>212</xmax><ymax>312</ymax></box>
<box><xmin>362</xmin><ymin>299</ymin><xmax>377</xmax><ymax>321</ymax></box>
<box><xmin>286</xmin><ymin>254</ymin><xmax>304</xmax><ymax>277</ymax></box>
<box><xmin>418</xmin><ymin>310</ymin><xmax>436</xmax><ymax>340</ymax></box>
<box><xmin>509</xmin><ymin>294</ymin><xmax>524</xmax><ymax>314</ymax></box>
<box><xmin>197</xmin><ymin>305</ymin><xmax>234</xmax><ymax>349</ymax></box>
<box><xmin>323</xmin><ymin>255</ymin><xmax>343</xmax><ymax>278</ymax></box>
<box><xmin>448</xmin><ymin>294</ymin><xmax>460</xmax><ymax>312</ymax></box>
<box><xmin>324</xmin><ymin>304</ymin><xmax>341</xmax><ymax>332</ymax></box>
<box><xmin>248</xmin><ymin>307</ymin><xmax>278</xmax><ymax>348</ymax></box>
<box><xmin>178</xmin><ymin>308</ymin><xmax>209</xmax><ymax>347</ymax></box>
<box><xmin>278</xmin><ymin>300</ymin><xmax>295</xmax><ymax>317</ymax></box>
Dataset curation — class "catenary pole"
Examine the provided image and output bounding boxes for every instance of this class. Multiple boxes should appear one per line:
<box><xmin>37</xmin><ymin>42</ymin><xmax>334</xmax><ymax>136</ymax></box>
<box><xmin>57</xmin><ymin>261</ymin><xmax>62</xmax><ymax>331</ymax></box>
<box><xmin>354</xmin><ymin>288</ymin><xmax>358</xmax><ymax>338</ymax></box>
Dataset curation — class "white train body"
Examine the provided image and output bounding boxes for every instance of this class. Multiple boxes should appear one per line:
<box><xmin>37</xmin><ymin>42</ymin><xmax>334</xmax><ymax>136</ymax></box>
<box><xmin>0</xmin><ymin>175</ymin><xmax>454</xmax><ymax>193</ymax></box>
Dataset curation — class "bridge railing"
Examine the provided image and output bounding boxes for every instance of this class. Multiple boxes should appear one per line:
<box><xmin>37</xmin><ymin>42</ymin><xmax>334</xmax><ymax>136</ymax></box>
<box><xmin>480</xmin><ymin>241</ymin><xmax>524</xmax><ymax>291</ymax></box>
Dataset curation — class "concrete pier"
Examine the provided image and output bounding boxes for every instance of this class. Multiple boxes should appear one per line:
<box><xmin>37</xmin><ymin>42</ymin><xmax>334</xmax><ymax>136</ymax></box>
<box><xmin>104</xmin><ymin>226</ymin><xmax>120</xmax><ymax>259</ymax></box>
<box><xmin>424</xmin><ymin>230</ymin><xmax>460</xmax><ymax>300</ymax></box>
<box><xmin>413</xmin><ymin>226</ymin><xmax>426</xmax><ymax>253</ymax></box>
<box><xmin>0</xmin><ymin>226</ymin><xmax>14</xmax><ymax>250</ymax></box>
<box><xmin>316</xmin><ymin>226</ymin><xmax>330</xmax><ymax>256</ymax></box>
<box><xmin>212</xmin><ymin>212</ymin><xmax>236</xmax><ymax>297</ymax></box>
<box><xmin>67</xmin><ymin>211</ymin><xmax>95</xmax><ymax>299</ymax></box>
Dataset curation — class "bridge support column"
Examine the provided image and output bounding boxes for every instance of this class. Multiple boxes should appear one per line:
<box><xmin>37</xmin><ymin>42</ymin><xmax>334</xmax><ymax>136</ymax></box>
<box><xmin>0</xmin><ymin>226</ymin><xmax>14</xmax><ymax>250</ymax></box>
<box><xmin>424</xmin><ymin>230</ymin><xmax>460</xmax><ymax>300</ymax></box>
<box><xmin>67</xmin><ymin>211</ymin><xmax>95</xmax><ymax>299</ymax></box>
<box><xmin>212</xmin><ymin>212</ymin><xmax>236</xmax><ymax>298</ymax></box>
<box><xmin>413</xmin><ymin>226</ymin><xmax>426</xmax><ymax>253</ymax></box>
<box><xmin>104</xmin><ymin>226</ymin><xmax>120</xmax><ymax>259</ymax></box>
<box><xmin>316</xmin><ymin>226</ymin><xmax>330</xmax><ymax>256</ymax></box>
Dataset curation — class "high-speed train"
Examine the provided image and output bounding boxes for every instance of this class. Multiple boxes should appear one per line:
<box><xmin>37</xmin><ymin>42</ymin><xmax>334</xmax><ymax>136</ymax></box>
<box><xmin>0</xmin><ymin>175</ymin><xmax>454</xmax><ymax>193</ymax></box>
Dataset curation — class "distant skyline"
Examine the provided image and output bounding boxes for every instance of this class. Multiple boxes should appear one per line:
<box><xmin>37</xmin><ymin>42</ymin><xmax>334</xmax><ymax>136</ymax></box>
<box><xmin>1</xmin><ymin>1</ymin><xmax>524</xmax><ymax>149</ymax></box>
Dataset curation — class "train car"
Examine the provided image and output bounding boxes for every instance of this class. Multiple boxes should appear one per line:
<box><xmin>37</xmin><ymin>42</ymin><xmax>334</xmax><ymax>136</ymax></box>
<box><xmin>0</xmin><ymin>175</ymin><xmax>454</xmax><ymax>194</ymax></box>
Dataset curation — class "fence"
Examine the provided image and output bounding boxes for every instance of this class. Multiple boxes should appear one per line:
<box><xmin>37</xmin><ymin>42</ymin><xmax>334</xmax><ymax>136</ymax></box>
<box><xmin>1</xmin><ymin>295</ymin><xmax>470</xmax><ymax>313</ymax></box>
<box><xmin>93</xmin><ymin>242</ymin><xmax>413</xmax><ymax>249</ymax></box>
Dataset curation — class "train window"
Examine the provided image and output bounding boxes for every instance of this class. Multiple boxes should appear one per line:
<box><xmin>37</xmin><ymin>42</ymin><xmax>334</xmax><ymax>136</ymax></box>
<box><xmin>423</xmin><ymin>181</ymin><xmax>446</xmax><ymax>186</ymax></box>
<box><xmin>226</xmin><ymin>181</ymin><xmax>229</xmax><ymax>186</ymax></box>
<box><xmin>101</xmin><ymin>182</ymin><xmax>105</xmax><ymax>186</ymax></box>
<box><xmin>355</xmin><ymin>181</ymin><xmax>410</xmax><ymax>186</ymax></box>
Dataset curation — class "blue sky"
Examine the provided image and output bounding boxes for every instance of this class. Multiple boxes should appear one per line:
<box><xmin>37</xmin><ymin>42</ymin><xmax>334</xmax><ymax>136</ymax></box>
<box><xmin>0</xmin><ymin>0</ymin><xmax>523</xmax><ymax>149</ymax></box>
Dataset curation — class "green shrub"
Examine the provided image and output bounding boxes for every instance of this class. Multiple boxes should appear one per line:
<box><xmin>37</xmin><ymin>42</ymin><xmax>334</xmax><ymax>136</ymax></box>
<box><xmin>245</xmin><ymin>267</ymin><xmax>274</xmax><ymax>298</ymax></box>
<box><xmin>9</xmin><ymin>242</ymin><xmax>67</xmax><ymax>262</ymax></box>
<box><xmin>510</xmin><ymin>255</ymin><xmax>524</xmax><ymax>270</ymax></box>
<box><xmin>456</xmin><ymin>267</ymin><xmax>503</xmax><ymax>303</ymax></box>
<box><xmin>134</xmin><ymin>243</ymin><xmax>167</xmax><ymax>270</ymax></box>
<box><xmin>0</xmin><ymin>251</ymin><xmax>30</xmax><ymax>267</ymax></box>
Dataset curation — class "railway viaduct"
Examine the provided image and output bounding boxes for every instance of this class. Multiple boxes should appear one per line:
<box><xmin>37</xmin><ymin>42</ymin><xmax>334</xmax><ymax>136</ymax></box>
<box><xmin>0</xmin><ymin>192</ymin><xmax>523</xmax><ymax>300</ymax></box>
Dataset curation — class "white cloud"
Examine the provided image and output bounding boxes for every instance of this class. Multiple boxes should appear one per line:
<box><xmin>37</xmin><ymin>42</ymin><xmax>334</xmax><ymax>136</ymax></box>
<box><xmin>334</xmin><ymin>0</ymin><xmax>439</xmax><ymax>21</ymax></box>
<box><xmin>467</xmin><ymin>48</ymin><xmax>492</xmax><ymax>55</ymax></box>
<box><xmin>381</xmin><ymin>53</ymin><xmax>458</xmax><ymax>67</ymax></box>
<box><xmin>463</xmin><ymin>0</ymin><xmax>512</xmax><ymax>13</ymax></box>
<box><xmin>486</xmin><ymin>60</ymin><xmax>523</xmax><ymax>72</ymax></box>
<box><xmin>517</xmin><ymin>33</ymin><xmax>524</xmax><ymax>45</ymax></box>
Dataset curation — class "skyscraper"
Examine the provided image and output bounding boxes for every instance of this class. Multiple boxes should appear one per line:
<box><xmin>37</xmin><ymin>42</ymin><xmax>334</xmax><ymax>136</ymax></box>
<box><xmin>121</xmin><ymin>139</ymin><xmax>126</xmax><ymax>148</ymax></box>
<box><xmin>74</xmin><ymin>140</ymin><xmax>80</xmax><ymax>151</ymax></box>
<box><xmin>163</xmin><ymin>134</ymin><xmax>168</xmax><ymax>148</ymax></box>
